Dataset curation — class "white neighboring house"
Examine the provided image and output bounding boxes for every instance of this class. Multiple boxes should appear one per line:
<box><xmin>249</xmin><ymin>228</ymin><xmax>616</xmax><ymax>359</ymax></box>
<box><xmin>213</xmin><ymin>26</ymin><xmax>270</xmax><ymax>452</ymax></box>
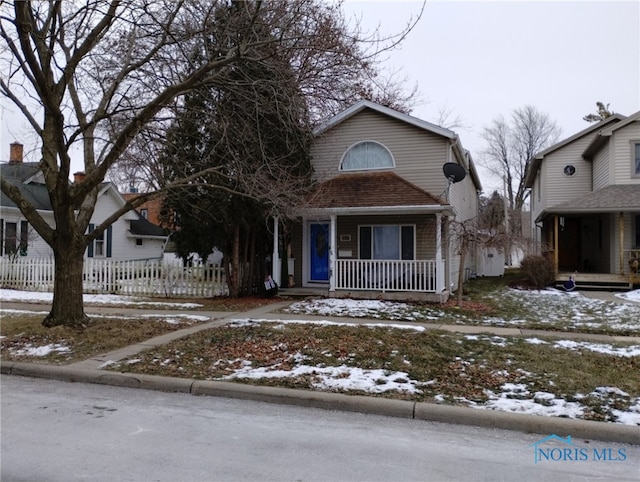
<box><xmin>0</xmin><ymin>143</ymin><xmax>168</xmax><ymax>260</ymax></box>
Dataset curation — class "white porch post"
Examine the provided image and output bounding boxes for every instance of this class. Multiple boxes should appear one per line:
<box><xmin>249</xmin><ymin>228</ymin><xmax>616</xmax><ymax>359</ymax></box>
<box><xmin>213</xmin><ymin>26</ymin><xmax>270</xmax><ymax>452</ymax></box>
<box><xmin>329</xmin><ymin>214</ymin><xmax>337</xmax><ymax>293</ymax></box>
<box><xmin>435</xmin><ymin>213</ymin><xmax>444</xmax><ymax>292</ymax></box>
<box><xmin>272</xmin><ymin>216</ymin><xmax>280</xmax><ymax>286</ymax></box>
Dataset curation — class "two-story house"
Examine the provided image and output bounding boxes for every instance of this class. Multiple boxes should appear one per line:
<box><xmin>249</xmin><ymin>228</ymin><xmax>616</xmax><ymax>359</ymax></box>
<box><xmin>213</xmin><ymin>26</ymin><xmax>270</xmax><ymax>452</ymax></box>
<box><xmin>273</xmin><ymin>100</ymin><xmax>482</xmax><ymax>302</ymax></box>
<box><xmin>0</xmin><ymin>143</ymin><xmax>168</xmax><ymax>261</ymax></box>
<box><xmin>525</xmin><ymin>111</ymin><xmax>640</xmax><ymax>289</ymax></box>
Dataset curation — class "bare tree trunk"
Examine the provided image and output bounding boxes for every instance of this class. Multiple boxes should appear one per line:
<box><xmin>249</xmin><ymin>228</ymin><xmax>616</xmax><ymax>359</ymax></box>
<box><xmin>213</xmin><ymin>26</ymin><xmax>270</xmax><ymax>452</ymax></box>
<box><xmin>457</xmin><ymin>241</ymin><xmax>467</xmax><ymax>306</ymax></box>
<box><xmin>43</xmin><ymin>242</ymin><xmax>89</xmax><ymax>328</ymax></box>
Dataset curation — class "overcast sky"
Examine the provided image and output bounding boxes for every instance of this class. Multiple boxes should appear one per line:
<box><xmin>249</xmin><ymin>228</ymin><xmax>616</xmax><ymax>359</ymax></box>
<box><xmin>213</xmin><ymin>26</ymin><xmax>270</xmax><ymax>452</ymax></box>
<box><xmin>2</xmin><ymin>1</ymin><xmax>638</xmax><ymax>194</ymax></box>
<box><xmin>343</xmin><ymin>0</ymin><xmax>640</xmax><ymax>193</ymax></box>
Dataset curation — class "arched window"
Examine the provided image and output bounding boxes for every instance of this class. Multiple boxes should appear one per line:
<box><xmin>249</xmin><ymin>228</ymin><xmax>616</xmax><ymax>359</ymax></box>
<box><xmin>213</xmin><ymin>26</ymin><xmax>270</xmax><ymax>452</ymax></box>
<box><xmin>340</xmin><ymin>141</ymin><xmax>394</xmax><ymax>171</ymax></box>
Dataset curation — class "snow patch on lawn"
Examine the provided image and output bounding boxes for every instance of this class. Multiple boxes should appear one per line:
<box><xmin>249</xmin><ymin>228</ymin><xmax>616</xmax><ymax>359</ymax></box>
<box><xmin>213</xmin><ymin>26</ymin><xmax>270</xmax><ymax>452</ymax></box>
<box><xmin>0</xmin><ymin>288</ymin><xmax>202</xmax><ymax>308</ymax></box>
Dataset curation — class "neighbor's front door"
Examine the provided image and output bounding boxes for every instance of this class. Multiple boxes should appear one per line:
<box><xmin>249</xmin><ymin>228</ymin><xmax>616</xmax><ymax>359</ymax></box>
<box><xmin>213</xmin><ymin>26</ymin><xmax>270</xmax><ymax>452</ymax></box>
<box><xmin>309</xmin><ymin>222</ymin><xmax>329</xmax><ymax>282</ymax></box>
<box><xmin>558</xmin><ymin>217</ymin><xmax>581</xmax><ymax>271</ymax></box>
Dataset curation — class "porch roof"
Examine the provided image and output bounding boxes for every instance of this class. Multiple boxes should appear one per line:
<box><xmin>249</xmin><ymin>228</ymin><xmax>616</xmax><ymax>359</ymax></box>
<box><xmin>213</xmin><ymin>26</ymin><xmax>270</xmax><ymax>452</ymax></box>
<box><xmin>535</xmin><ymin>185</ymin><xmax>640</xmax><ymax>222</ymax></box>
<box><xmin>302</xmin><ymin>172</ymin><xmax>452</xmax><ymax>216</ymax></box>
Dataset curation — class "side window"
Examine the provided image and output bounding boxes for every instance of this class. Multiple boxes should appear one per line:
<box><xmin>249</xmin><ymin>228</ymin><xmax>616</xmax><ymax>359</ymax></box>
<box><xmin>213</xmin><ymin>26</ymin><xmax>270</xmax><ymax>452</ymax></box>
<box><xmin>340</xmin><ymin>141</ymin><xmax>394</xmax><ymax>171</ymax></box>
<box><xmin>87</xmin><ymin>224</ymin><xmax>113</xmax><ymax>258</ymax></box>
<box><xmin>4</xmin><ymin>222</ymin><xmax>17</xmax><ymax>255</ymax></box>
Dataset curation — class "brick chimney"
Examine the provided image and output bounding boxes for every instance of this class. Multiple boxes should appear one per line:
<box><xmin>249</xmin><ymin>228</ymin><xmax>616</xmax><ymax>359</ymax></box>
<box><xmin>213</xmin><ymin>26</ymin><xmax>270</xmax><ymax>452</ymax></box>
<box><xmin>9</xmin><ymin>142</ymin><xmax>23</xmax><ymax>164</ymax></box>
<box><xmin>73</xmin><ymin>171</ymin><xmax>86</xmax><ymax>183</ymax></box>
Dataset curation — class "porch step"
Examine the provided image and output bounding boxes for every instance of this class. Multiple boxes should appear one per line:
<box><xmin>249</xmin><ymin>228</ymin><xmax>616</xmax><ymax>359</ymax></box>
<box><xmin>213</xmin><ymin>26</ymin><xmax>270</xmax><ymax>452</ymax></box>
<box><xmin>554</xmin><ymin>279</ymin><xmax>632</xmax><ymax>291</ymax></box>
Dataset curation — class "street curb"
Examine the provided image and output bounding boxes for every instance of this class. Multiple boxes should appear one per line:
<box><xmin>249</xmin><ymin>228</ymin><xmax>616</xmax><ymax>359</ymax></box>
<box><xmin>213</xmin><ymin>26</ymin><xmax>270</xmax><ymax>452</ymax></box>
<box><xmin>2</xmin><ymin>361</ymin><xmax>639</xmax><ymax>445</ymax></box>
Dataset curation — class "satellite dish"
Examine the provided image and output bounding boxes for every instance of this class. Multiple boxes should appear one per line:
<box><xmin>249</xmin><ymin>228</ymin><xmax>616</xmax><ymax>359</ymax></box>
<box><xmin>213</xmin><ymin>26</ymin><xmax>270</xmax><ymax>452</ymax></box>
<box><xmin>443</xmin><ymin>163</ymin><xmax>466</xmax><ymax>183</ymax></box>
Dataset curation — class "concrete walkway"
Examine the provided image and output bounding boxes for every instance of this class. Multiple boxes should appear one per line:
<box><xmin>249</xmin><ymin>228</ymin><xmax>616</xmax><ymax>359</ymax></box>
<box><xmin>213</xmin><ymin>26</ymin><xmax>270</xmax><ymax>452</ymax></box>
<box><xmin>1</xmin><ymin>296</ymin><xmax>639</xmax><ymax>446</ymax></box>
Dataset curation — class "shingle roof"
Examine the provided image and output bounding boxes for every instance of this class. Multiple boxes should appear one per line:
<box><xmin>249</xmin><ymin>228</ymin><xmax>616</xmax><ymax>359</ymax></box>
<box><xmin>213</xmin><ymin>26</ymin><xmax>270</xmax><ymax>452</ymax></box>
<box><xmin>0</xmin><ymin>161</ymin><xmax>41</xmax><ymax>182</ymax></box>
<box><xmin>306</xmin><ymin>171</ymin><xmax>446</xmax><ymax>209</ymax></box>
<box><xmin>129</xmin><ymin>217</ymin><xmax>167</xmax><ymax>237</ymax></box>
<box><xmin>0</xmin><ymin>162</ymin><xmax>52</xmax><ymax>211</ymax></box>
<box><xmin>538</xmin><ymin>185</ymin><xmax>640</xmax><ymax>220</ymax></box>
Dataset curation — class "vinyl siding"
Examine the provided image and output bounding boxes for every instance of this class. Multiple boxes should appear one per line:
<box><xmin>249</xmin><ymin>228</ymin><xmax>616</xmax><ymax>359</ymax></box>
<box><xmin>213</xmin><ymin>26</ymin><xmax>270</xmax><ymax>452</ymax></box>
<box><xmin>541</xmin><ymin>134</ymin><xmax>595</xmax><ymax>208</ymax></box>
<box><xmin>334</xmin><ymin>214</ymin><xmax>438</xmax><ymax>260</ymax></box>
<box><xmin>610</xmin><ymin>121</ymin><xmax>640</xmax><ymax>185</ymax></box>
<box><xmin>591</xmin><ymin>142</ymin><xmax>610</xmax><ymax>190</ymax></box>
<box><xmin>89</xmin><ymin>190</ymin><xmax>165</xmax><ymax>260</ymax></box>
<box><xmin>311</xmin><ymin>109</ymin><xmax>451</xmax><ymax>196</ymax></box>
<box><xmin>1</xmin><ymin>209</ymin><xmax>54</xmax><ymax>257</ymax></box>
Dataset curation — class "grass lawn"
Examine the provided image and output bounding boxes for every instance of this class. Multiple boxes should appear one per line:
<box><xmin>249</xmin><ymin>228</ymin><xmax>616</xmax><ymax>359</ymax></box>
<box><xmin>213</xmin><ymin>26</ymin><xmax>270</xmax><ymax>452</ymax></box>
<box><xmin>1</xmin><ymin>273</ymin><xmax>639</xmax><ymax>424</ymax></box>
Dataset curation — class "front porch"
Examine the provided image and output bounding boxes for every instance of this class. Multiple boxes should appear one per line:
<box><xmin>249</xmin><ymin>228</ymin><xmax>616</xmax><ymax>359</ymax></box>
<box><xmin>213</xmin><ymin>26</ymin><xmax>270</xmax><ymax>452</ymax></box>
<box><xmin>278</xmin><ymin>258</ymin><xmax>449</xmax><ymax>303</ymax></box>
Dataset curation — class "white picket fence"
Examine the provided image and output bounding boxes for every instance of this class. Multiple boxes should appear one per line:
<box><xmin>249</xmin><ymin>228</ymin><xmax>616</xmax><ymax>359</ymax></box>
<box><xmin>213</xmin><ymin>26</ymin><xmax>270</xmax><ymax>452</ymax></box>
<box><xmin>0</xmin><ymin>257</ymin><xmax>228</xmax><ymax>298</ymax></box>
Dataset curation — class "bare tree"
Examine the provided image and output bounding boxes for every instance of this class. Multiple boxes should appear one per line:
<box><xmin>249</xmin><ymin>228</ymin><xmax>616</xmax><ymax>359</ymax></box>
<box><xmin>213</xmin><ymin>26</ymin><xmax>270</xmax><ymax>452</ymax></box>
<box><xmin>480</xmin><ymin>106</ymin><xmax>561</xmax><ymax>239</ymax></box>
<box><xmin>0</xmin><ymin>0</ymin><xmax>421</xmax><ymax>327</ymax></box>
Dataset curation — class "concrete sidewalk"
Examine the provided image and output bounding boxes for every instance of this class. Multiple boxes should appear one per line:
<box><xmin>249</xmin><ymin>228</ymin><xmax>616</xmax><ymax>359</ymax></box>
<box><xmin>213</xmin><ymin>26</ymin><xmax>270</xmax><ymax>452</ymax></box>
<box><xmin>1</xmin><ymin>296</ymin><xmax>639</xmax><ymax>446</ymax></box>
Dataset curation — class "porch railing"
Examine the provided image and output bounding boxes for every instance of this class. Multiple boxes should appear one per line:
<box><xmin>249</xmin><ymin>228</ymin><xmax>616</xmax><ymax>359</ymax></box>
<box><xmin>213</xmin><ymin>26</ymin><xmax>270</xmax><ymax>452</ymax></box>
<box><xmin>334</xmin><ymin>259</ymin><xmax>441</xmax><ymax>293</ymax></box>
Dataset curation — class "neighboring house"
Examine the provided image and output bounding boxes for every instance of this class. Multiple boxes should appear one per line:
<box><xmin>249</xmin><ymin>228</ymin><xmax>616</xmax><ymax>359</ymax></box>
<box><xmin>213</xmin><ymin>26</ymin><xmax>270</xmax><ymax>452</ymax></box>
<box><xmin>524</xmin><ymin>111</ymin><xmax>640</xmax><ymax>289</ymax></box>
<box><xmin>1</xmin><ymin>143</ymin><xmax>168</xmax><ymax>260</ymax></box>
<box><xmin>122</xmin><ymin>191</ymin><xmax>166</xmax><ymax>227</ymax></box>
<box><xmin>273</xmin><ymin>100</ymin><xmax>482</xmax><ymax>302</ymax></box>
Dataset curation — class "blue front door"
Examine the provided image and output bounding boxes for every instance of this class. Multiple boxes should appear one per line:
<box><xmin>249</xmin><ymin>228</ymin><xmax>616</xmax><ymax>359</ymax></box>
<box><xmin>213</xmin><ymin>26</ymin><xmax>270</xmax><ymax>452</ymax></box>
<box><xmin>310</xmin><ymin>223</ymin><xmax>329</xmax><ymax>282</ymax></box>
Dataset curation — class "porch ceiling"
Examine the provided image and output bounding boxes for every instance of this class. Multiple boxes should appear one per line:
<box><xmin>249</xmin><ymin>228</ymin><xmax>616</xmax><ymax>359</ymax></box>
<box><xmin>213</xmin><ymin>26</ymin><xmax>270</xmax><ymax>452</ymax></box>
<box><xmin>537</xmin><ymin>185</ymin><xmax>640</xmax><ymax>221</ymax></box>
<box><xmin>305</xmin><ymin>172</ymin><xmax>448</xmax><ymax>212</ymax></box>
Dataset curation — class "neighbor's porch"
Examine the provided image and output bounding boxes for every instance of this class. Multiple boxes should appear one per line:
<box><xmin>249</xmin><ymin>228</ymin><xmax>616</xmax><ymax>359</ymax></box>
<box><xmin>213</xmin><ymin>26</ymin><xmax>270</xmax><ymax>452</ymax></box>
<box><xmin>540</xmin><ymin>212</ymin><xmax>640</xmax><ymax>290</ymax></box>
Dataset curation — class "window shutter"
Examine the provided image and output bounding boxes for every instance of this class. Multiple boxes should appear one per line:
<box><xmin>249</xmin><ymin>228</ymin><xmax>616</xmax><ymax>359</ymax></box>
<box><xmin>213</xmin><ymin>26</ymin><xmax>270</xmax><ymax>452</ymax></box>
<box><xmin>20</xmin><ymin>221</ymin><xmax>28</xmax><ymax>255</ymax></box>
<box><xmin>359</xmin><ymin>226</ymin><xmax>372</xmax><ymax>259</ymax></box>
<box><xmin>0</xmin><ymin>219</ymin><xmax>4</xmax><ymax>256</ymax></box>
<box><xmin>106</xmin><ymin>226</ymin><xmax>113</xmax><ymax>258</ymax></box>
<box><xmin>87</xmin><ymin>223</ymin><xmax>94</xmax><ymax>257</ymax></box>
<box><xmin>401</xmin><ymin>226</ymin><xmax>414</xmax><ymax>260</ymax></box>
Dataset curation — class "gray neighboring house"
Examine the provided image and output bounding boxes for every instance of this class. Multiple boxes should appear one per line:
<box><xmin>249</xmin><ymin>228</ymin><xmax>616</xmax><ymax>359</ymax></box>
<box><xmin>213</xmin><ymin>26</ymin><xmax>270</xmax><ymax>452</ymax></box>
<box><xmin>274</xmin><ymin>100</ymin><xmax>483</xmax><ymax>302</ymax></box>
<box><xmin>1</xmin><ymin>143</ymin><xmax>167</xmax><ymax>260</ymax></box>
<box><xmin>525</xmin><ymin>111</ymin><xmax>640</xmax><ymax>289</ymax></box>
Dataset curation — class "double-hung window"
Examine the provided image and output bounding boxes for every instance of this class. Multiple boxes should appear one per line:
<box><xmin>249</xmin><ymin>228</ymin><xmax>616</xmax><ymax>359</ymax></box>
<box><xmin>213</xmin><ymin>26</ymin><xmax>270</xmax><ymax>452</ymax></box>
<box><xmin>359</xmin><ymin>225</ymin><xmax>415</xmax><ymax>260</ymax></box>
<box><xmin>87</xmin><ymin>224</ymin><xmax>113</xmax><ymax>258</ymax></box>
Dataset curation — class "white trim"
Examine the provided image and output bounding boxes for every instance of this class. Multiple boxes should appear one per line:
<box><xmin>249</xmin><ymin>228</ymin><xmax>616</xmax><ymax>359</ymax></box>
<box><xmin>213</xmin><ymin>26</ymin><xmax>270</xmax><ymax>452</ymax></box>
<box><xmin>314</xmin><ymin>99</ymin><xmax>455</xmax><ymax>139</ymax></box>
<box><xmin>300</xmin><ymin>205</ymin><xmax>454</xmax><ymax>217</ymax></box>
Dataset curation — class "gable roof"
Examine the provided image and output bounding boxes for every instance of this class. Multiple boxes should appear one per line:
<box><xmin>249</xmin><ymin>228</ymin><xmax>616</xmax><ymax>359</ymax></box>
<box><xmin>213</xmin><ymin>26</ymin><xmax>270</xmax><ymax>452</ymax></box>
<box><xmin>304</xmin><ymin>171</ymin><xmax>451</xmax><ymax>215</ymax></box>
<box><xmin>1</xmin><ymin>161</ymin><xmax>147</xmax><ymax>225</ymax></box>
<box><xmin>524</xmin><ymin>114</ymin><xmax>625</xmax><ymax>188</ymax></box>
<box><xmin>313</xmin><ymin>100</ymin><xmax>482</xmax><ymax>191</ymax></box>
<box><xmin>583</xmin><ymin>110</ymin><xmax>640</xmax><ymax>159</ymax></box>
<box><xmin>314</xmin><ymin>99</ymin><xmax>457</xmax><ymax>139</ymax></box>
<box><xmin>0</xmin><ymin>162</ymin><xmax>52</xmax><ymax>211</ymax></box>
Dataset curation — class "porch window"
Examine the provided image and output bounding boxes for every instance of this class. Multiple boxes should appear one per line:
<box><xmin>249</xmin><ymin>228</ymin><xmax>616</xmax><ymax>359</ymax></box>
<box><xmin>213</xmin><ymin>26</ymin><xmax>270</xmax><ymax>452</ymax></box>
<box><xmin>340</xmin><ymin>141</ymin><xmax>394</xmax><ymax>171</ymax></box>
<box><xmin>359</xmin><ymin>225</ymin><xmax>414</xmax><ymax>260</ymax></box>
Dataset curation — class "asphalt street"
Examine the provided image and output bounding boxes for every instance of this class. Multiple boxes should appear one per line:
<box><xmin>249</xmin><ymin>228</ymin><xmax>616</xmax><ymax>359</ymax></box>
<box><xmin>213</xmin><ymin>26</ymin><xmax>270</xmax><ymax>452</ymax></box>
<box><xmin>2</xmin><ymin>375</ymin><xmax>638</xmax><ymax>482</ymax></box>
